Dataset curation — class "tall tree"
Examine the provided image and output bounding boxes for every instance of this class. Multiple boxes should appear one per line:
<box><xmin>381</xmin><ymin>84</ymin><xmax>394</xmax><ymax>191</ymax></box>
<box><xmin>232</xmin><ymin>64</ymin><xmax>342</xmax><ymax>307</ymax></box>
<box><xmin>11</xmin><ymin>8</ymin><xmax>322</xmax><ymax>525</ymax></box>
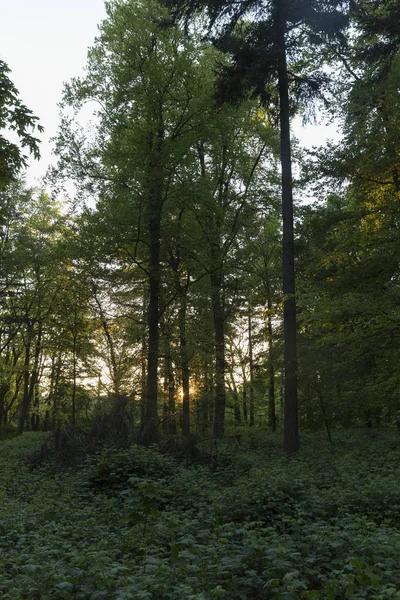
<box><xmin>54</xmin><ymin>0</ymin><xmax>238</xmax><ymax>443</ymax></box>
<box><xmin>163</xmin><ymin>0</ymin><xmax>349</xmax><ymax>452</ymax></box>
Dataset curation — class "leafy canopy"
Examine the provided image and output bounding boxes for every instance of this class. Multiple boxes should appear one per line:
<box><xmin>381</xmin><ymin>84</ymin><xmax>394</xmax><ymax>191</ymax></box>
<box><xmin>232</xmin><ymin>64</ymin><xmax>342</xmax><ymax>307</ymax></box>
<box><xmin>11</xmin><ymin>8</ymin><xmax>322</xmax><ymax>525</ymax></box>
<box><xmin>0</xmin><ymin>60</ymin><xmax>43</xmax><ymax>186</ymax></box>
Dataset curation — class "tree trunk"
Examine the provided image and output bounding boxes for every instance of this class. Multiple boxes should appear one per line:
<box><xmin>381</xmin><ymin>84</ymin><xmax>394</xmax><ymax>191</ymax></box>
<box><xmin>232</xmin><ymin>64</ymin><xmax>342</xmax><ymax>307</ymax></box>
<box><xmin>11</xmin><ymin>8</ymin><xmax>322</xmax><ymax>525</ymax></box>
<box><xmin>179</xmin><ymin>290</ymin><xmax>190</xmax><ymax>438</ymax></box>
<box><xmin>162</xmin><ymin>335</ymin><xmax>177</xmax><ymax>435</ymax></box>
<box><xmin>163</xmin><ymin>357</ymin><xmax>169</xmax><ymax>433</ymax></box>
<box><xmin>72</xmin><ymin>331</ymin><xmax>77</xmax><ymax>428</ymax></box>
<box><xmin>266</xmin><ymin>283</ymin><xmax>276</xmax><ymax>432</ymax></box>
<box><xmin>19</xmin><ymin>321</ymin><xmax>42</xmax><ymax>435</ymax></box>
<box><xmin>210</xmin><ymin>269</ymin><xmax>226</xmax><ymax>438</ymax></box>
<box><xmin>143</xmin><ymin>212</ymin><xmax>161</xmax><ymax>443</ymax></box>
<box><xmin>167</xmin><ymin>358</ymin><xmax>176</xmax><ymax>435</ymax></box>
<box><xmin>18</xmin><ymin>330</ymin><xmax>32</xmax><ymax>435</ymax></box>
<box><xmin>140</xmin><ymin>334</ymin><xmax>147</xmax><ymax>430</ymax></box>
<box><xmin>276</xmin><ymin>5</ymin><xmax>299</xmax><ymax>454</ymax></box>
<box><xmin>140</xmin><ymin>292</ymin><xmax>147</xmax><ymax>430</ymax></box>
<box><xmin>242</xmin><ymin>385</ymin><xmax>248</xmax><ymax>424</ymax></box>
<box><xmin>142</xmin><ymin>126</ymin><xmax>164</xmax><ymax>445</ymax></box>
<box><xmin>248</xmin><ymin>308</ymin><xmax>255</xmax><ymax>427</ymax></box>
<box><xmin>229</xmin><ymin>368</ymin><xmax>242</xmax><ymax>425</ymax></box>
<box><xmin>51</xmin><ymin>353</ymin><xmax>62</xmax><ymax>430</ymax></box>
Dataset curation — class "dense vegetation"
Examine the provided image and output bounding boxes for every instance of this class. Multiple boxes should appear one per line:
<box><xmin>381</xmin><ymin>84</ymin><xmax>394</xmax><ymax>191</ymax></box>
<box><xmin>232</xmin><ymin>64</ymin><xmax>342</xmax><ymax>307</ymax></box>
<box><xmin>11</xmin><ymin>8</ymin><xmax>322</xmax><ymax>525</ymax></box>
<box><xmin>1</xmin><ymin>0</ymin><xmax>400</xmax><ymax>596</ymax></box>
<box><xmin>1</xmin><ymin>0</ymin><xmax>399</xmax><ymax>443</ymax></box>
<box><xmin>2</xmin><ymin>430</ymin><xmax>400</xmax><ymax>599</ymax></box>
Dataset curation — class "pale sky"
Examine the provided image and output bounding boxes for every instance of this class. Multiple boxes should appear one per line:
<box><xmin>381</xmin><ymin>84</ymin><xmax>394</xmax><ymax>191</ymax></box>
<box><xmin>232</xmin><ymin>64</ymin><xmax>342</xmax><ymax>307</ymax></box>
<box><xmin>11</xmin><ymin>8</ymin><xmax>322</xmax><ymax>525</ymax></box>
<box><xmin>1</xmin><ymin>0</ymin><xmax>340</xmax><ymax>187</ymax></box>
<box><xmin>1</xmin><ymin>0</ymin><xmax>107</xmax><ymax>185</ymax></box>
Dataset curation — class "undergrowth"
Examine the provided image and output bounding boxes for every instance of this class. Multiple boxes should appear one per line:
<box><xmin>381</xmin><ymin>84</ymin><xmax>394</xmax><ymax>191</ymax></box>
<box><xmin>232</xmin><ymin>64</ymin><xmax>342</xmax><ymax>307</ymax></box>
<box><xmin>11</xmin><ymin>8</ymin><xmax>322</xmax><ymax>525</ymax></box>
<box><xmin>1</xmin><ymin>430</ymin><xmax>400</xmax><ymax>599</ymax></box>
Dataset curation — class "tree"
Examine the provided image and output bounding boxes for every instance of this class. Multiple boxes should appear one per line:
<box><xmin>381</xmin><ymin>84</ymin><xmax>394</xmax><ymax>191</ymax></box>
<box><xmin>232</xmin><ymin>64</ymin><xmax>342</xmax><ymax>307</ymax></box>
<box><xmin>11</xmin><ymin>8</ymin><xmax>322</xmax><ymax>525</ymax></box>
<box><xmin>163</xmin><ymin>0</ymin><xmax>350</xmax><ymax>452</ymax></box>
<box><xmin>0</xmin><ymin>184</ymin><xmax>75</xmax><ymax>433</ymax></box>
<box><xmin>54</xmin><ymin>0</ymin><xmax>237</xmax><ymax>443</ymax></box>
<box><xmin>296</xmin><ymin>0</ymin><xmax>400</xmax><ymax>432</ymax></box>
<box><xmin>0</xmin><ymin>60</ymin><xmax>43</xmax><ymax>186</ymax></box>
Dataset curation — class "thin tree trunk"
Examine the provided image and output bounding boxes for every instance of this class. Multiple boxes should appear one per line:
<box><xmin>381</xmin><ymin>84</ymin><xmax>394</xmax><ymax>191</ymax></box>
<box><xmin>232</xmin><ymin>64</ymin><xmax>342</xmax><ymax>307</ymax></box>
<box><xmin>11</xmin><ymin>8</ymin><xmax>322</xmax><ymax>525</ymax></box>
<box><xmin>140</xmin><ymin>335</ymin><xmax>147</xmax><ymax>430</ymax></box>
<box><xmin>276</xmin><ymin>5</ymin><xmax>299</xmax><ymax>454</ymax></box>
<box><xmin>143</xmin><ymin>211</ymin><xmax>161</xmax><ymax>443</ymax></box>
<box><xmin>18</xmin><ymin>328</ymin><xmax>32</xmax><ymax>435</ymax></box>
<box><xmin>162</xmin><ymin>334</ymin><xmax>177</xmax><ymax>435</ymax></box>
<box><xmin>19</xmin><ymin>321</ymin><xmax>42</xmax><ymax>435</ymax></box>
<box><xmin>163</xmin><ymin>357</ymin><xmax>169</xmax><ymax>433</ymax></box>
<box><xmin>140</xmin><ymin>291</ymin><xmax>147</xmax><ymax>430</ymax></box>
<box><xmin>211</xmin><ymin>270</ymin><xmax>226</xmax><ymax>438</ymax></box>
<box><xmin>242</xmin><ymin>385</ymin><xmax>248</xmax><ymax>424</ymax></box>
<box><xmin>248</xmin><ymin>308</ymin><xmax>255</xmax><ymax>427</ymax></box>
<box><xmin>72</xmin><ymin>331</ymin><xmax>77</xmax><ymax>428</ymax></box>
<box><xmin>51</xmin><ymin>353</ymin><xmax>62</xmax><ymax>430</ymax></box>
<box><xmin>266</xmin><ymin>283</ymin><xmax>276</xmax><ymax>432</ymax></box>
<box><xmin>28</xmin><ymin>321</ymin><xmax>43</xmax><ymax>432</ymax></box>
<box><xmin>179</xmin><ymin>289</ymin><xmax>190</xmax><ymax>438</ymax></box>
<box><xmin>0</xmin><ymin>347</ymin><xmax>10</xmax><ymax>425</ymax></box>
<box><xmin>229</xmin><ymin>368</ymin><xmax>242</xmax><ymax>425</ymax></box>
<box><xmin>168</xmin><ymin>357</ymin><xmax>176</xmax><ymax>435</ymax></box>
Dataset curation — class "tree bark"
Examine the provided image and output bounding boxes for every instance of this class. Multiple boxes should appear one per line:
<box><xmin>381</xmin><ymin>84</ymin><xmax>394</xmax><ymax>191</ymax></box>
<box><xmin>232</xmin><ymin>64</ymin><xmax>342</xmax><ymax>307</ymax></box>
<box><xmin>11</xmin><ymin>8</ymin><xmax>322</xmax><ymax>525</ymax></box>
<box><xmin>266</xmin><ymin>282</ymin><xmax>276</xmax><ymax>432</ymax></box>
<box><xmin>210</xmin><ymin>269</ymin><xmax>226</xmax><ymax>438</ymax></box>
<box><xmin>162</xmin><ymin>333</ymin><xmax>177</xmax><ymax>435</ymax></box>
<box><xmin>178</xmin><ymin>289</ymin><xmax>190</xmax><ymax>438</ymax></box>
<box><xmin>18</xmin><ymin>328</ymin><xmax>32</xmax><ymax>435</ymax></box>
<box><xmin>19</xmin><ymin>321</ymin><xmax>42</xmax><ymax>435</ymax></box>
<box><xmin>142</xmin><ymin>126</ymin><xmax>164</xmax><ymax>445</ymax></box>
<box><xmin>143</xmin><ymin>211</ymin><xmax>161</xmax><ymax>443</ymax></box>
<box><xmin>276</xmin><ymin>4</ymin><xmax>299</xmax><ymax>454</ymax></box>
<box><xmin>140</xmin><ymin>292</ymin><xmax>147</xmax><ymax>430</ymax></box>
<box><xmin>248</xmin><ymin>308</ymin><xmax>255</xmax><ymax>427</ymax></box>
<box><xmin>229</xmin><ymin>369</ymin><xmax>242</xmax><ymax>425</ymax></box>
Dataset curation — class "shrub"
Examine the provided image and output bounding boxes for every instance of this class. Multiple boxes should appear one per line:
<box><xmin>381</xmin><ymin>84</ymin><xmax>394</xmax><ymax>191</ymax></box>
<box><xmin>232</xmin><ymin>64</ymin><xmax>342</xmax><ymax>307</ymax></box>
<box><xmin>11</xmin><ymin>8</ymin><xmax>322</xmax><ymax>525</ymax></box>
<box><xmin>83</xmin><ymin>445</ymin><xmax>178</xmax><ymax>493</ymax></box>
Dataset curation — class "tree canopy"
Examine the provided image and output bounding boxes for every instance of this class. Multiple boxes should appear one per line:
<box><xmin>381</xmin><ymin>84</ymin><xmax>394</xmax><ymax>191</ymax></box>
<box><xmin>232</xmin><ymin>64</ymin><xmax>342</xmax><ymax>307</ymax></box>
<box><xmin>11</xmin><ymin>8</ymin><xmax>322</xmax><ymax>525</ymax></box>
<box><xmin>0</xmin><ymin>60</ymin><xmax>43</xmax><ymax>187</ymax></box>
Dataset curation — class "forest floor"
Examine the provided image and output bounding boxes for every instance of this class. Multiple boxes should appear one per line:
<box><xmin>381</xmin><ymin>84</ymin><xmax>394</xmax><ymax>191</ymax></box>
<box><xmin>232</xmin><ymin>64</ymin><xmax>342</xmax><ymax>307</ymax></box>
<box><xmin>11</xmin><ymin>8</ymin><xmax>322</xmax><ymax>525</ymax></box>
<box><xmin>1</xmin><ymin>430</ymin><xmax>400</xmax><ymax>599</ymax></box>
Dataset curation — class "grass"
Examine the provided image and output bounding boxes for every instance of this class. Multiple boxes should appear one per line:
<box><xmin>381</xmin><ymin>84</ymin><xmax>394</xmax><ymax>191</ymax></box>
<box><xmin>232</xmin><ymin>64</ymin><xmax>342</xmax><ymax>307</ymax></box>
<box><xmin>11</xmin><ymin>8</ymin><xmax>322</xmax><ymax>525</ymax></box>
<box><xmin>1</xmin><ymin>429</ymin><xmax>400</xmax><ymax>599</ymax></box>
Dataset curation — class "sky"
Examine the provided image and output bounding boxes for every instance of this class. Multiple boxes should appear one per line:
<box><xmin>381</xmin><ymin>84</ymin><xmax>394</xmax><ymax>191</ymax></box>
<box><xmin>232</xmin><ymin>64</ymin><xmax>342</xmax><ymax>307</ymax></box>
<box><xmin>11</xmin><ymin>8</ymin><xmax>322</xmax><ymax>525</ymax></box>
<box><xmin>1</xmin><ymin>0</ymin><xmax>341</xmax><ymax>187</ymax></box>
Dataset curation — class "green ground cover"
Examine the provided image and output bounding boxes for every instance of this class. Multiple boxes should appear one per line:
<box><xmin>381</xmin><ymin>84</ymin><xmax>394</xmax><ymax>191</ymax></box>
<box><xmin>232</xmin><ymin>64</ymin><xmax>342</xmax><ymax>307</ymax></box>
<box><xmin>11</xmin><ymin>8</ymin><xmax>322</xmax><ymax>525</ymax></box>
<box><xmin>1</xmin><ymin>431</ymin><xmax>400</xmax><ymax>599</ymax></box>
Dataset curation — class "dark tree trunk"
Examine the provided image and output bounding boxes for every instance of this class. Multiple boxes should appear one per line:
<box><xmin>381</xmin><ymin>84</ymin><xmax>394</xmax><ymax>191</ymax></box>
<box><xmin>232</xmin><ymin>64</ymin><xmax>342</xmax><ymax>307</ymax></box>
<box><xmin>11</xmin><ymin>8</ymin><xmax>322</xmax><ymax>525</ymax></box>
<box><xmin>167</xmin><ymin>359</ymin><xmax>176</xmax><ymax>435</ymax></box>
<box><xmin>142</xmin><ymin>126</ymin><xmax>164</xmax><ymax>445</ymax></box>
<box><xmin>143</xmin><ymin>212</ymin><xmax>161</xmax><ymax>443</ymax></box>
<box><xmin>0</xmin><ymin>347</ymin><xmax>10</xmax><ymax>425</ymax></box>
<box><xmin>210</xmin><ymin>270</ymin><xmax>226</xmax><ymax>438</ymax></box>
<box><xmin>18</xmin><ymin>332</ymin><xmax>32</xmax><ymax>435</ymax></box>
<box><xmin>266</xmin><ymin>285</ymin><xmax>276</xmax><ymax>432</ymax></box>
<box><xmin>72</xmin><ymin>331</ymin><xmax>77</xmax><ymax>428</ymax></box>
<box><xmin>163</xmin><ymin>358</ymin><xmax>169</xmax><ymax>433</ymax></box>
<box><xmin>19</xmin><ymin>321</ymin><xmax>42</xmax><ymax>435</ymax></box>
<box><xmin>140</xmin><ymin>293</ymin><xmax>147</xmax><ymax>430</ymax></box>
<box><xmin>51</xmin><ymin>353</ymin><xmax>62</xmax><ymax>430</ymax></box>
<box><xmin>229</xmin><ymin>369</ymin><xmax>242</xmax><ymax>425</ymax></box>
<box><xmin>179</xmin><ymin>290</ymin><xmax>190</xmax><ymax>438</ymax></box>
<box><xmin>0</xmin><ymin>384</ymin><xmax>9</xmax><ymax>425</ymax></box>
<box><xmin>162</xmin><ymin>336</ymin><xmax>177</xmax><ymax>435</ymax></box>
<box><xmin>276</xmin><ymin>5</ymin><xmax>299</xmax><ymax>454</ymax></box>
<box><xmin>140</xmin><ymin>335</ymin><xmax>147</xmax><ymax>430</ymax></box>
<box><xmin>248</xmin><ymin>308</ymin><xmax>255</xmax><ymax>427</ymax></box>
<box><xmin>242</xmin><ymin>385</ymin><xmax>248</xmax><ymax>424</ymax></box>
<box><xmin>31</xmin><ymin>386</ymin><xmax>40</xmax><ymax>431</ymax></box>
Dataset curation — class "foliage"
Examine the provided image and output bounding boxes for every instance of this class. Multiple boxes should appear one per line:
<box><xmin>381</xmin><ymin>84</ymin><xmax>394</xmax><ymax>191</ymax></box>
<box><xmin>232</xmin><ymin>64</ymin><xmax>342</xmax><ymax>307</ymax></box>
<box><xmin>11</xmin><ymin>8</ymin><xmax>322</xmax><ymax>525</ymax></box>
<box><xmin>83</xmin><ymin>445</ymin><xmax>178</xmax><ymax>493</ymax></box>
<box><xmin>0</xmin><ymin>60</ymin><xmax>43</xmax><ymax>186</ymax></box>
<box><xmin>2</xmin><ymin>430</ymin><xmax>400</xmax><ymax>599</ymax></box>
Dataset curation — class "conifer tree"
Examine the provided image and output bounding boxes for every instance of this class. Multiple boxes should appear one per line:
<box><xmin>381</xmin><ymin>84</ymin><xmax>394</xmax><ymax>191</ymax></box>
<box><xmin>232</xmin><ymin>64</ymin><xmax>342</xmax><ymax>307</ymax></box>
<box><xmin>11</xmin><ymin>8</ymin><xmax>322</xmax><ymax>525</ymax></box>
<box><xmin>163</xmin><ymin>0</ymin><xmax>350</xmax><ymax>452</ymax></box>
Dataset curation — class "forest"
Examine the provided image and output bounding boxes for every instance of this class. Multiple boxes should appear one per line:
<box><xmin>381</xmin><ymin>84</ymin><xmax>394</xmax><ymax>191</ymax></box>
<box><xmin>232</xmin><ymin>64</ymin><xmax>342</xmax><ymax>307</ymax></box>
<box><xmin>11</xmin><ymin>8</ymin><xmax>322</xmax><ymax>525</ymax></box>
<box><xmin>1</xmin><ymin>0</ymin><xmax>400</xmax><ymax>597</ymax></box>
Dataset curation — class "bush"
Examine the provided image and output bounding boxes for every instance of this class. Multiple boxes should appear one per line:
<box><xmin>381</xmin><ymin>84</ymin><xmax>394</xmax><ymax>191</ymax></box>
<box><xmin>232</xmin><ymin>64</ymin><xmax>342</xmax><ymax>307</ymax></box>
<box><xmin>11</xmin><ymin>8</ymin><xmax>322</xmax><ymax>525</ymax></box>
<box><xmin>0</xmin><ymin>423</ymin><xmax>18</xmax><ymax>440</ymax></box>
<box><xmin>83</xmin><ymin>444</ymin><xmax>178</xmax><ymax>493</ymax></box>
